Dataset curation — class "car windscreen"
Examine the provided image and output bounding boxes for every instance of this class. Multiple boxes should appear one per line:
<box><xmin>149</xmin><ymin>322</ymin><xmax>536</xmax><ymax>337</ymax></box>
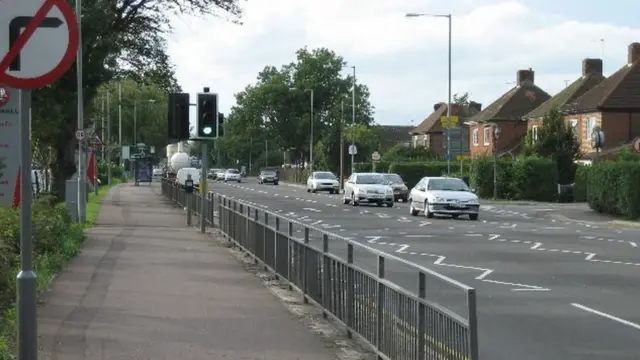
<box><xmin>261</xmin><ymin>171</ymin><xmax>276</xmax><ymax>176</ymax></box>
<box><xmin>427</xmin><ymin>178</ymin><xmax>470</xmax><ymax>191</ymax></box>
<box><xmin>314</xmin><ymin>172</ymin><xmax>336</xmax><ymax>180</ymax></box>
<box><xmin>226</xmin><ymin>169</ymin><xmax>239</xmax><ymax>174</ymax></box>
<box><xmin>382</xmin><ymin>174</ymin><xmax>403</xmax><ymax>184</ymax></box>
<box><xmin>355</xmin><ymin>175</ymin><xmax>385</xmax><ymax>184</ymax></box>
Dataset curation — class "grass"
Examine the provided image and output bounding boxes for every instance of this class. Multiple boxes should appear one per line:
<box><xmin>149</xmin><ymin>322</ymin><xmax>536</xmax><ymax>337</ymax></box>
<box><xmin>85</xmin><ymin>180</ymin><xmax>121</xmax><ymax>227</ymax></box>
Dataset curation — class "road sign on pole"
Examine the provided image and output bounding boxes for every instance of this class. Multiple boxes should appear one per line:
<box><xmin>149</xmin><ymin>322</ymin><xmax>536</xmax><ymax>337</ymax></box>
<box><xmin>371</xmin><ymin>151</ymin><xmax>381</xmax><ymax>162</ymax></box>
<box><xmin>75</xmin><ymin>129</ymin><xmax>85</xmax><ymax>140</ymax></box>
<box><xmin>0</xmin><ymin>0</ymin><xmax>80</xmax><ymax>89</ymax></box>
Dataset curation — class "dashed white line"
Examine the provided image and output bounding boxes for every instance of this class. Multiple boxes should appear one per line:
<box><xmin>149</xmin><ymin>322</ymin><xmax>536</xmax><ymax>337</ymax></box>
<box><xmin>571</xmin><ymin>303</ymin><xmax>640</xmax><ymax>330</ymax></box>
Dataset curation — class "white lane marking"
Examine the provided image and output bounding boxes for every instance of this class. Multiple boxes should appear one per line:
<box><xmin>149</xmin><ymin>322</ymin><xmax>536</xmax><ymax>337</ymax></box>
<box><xmin>419</xmin><ymin>221</ymin><xmax>431</xmax><ymax>227</ymax></box>
<box><xmin>320</xmin><ymin>223</ymin><xmax>341</xmax><ymax>229</ymax></box>
<box><xmin>302</xmin><ymin>208</ymin><xmax>322</xmax><ymax>213</ymax></box>
<box><xmin>398</xmin><ymin>217</ymin><xmax>412</xmax><ymax>223</ymax></box>
<box><xmin>377</xmin><ymin>213</ymin><xmax>391</xmax><ymax>218</ymax></box>
<box><xmin>366</xmin><ymin>236</ymin><xmax>382</xmax><ymax>244</ymax></box>
<box><xmin>531</xmin><ymin>242</ymin><xmax>543</xmax><ymax>250</ymax></box>
<box><xmin>585</xmin><ymin>253</ymin><xmax>596</xmax><ymax>260</ymax></box>
<box><xmin>482</xmin><ymin>279</ymin><xmax>549</xmax><ymax>291</ymax></box>
<box><xmin>571</xmin><ymin>303</ymin><xmax>640</xmax><ymax>331</ymax></box>
<box><xmin>489</xmin><ymin>234</ymin><xmax>501</xmax><ymax>241</ymax></box>
<box><xmin>395</xmin><ymin>245</ymin><xmax>410</xmax><ymax>253</ymax></box>
<box><xmin>311</xmin><ymin>220</ymin><xmax>323</xmax><ymax>225</ymax></box>
<box><xmin>465</xmin><ymin>233</ymin><xmax>482</xmax><ymax>237</ymax></box>
<box><xmin>405</xmin><ymin>235</ymin><xmax>433</xmax><ymax>238</ymax></box>
<box><xmin>631</xmin><ymin>242</ymin><xmax>638</xmax><ymax>247</ymax></box>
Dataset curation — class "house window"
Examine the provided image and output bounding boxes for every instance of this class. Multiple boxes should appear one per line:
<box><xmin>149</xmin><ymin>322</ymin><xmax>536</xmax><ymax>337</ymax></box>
<box><xmin>472</xmin><ymin>129</ymin><xmax>479</xmax><ymax>146</ymax></box>
<box><xmin>531</xmin><ymin>125</ymin><xmax>539</xmax><ymax>143</ymax></box>
<box><xmin>425</xmin><ymin>134</ymin><xmax>431</xmax><ymax>148</ymax></box>
<box><xmin>569</xmin><ymin>119</ymin><xmax>578</xmax><ymax>138</ymax></box>
<box><xmin>483</xmin><ymin>127</ymin><xmax>491</xmax><ymax>146</ymax></box>
<box><xmin>585</xmin><ymin>117</ymin><xmax>597</xmax><ymax>140</ymax></box>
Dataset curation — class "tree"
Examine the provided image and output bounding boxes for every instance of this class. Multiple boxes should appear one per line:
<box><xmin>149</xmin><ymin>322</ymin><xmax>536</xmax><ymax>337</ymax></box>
<box><xmin>32</xmin><ymin>0</ymin><xmax>242</xmax><ymax>199</ymax></box>
<box><xmin>222</xmin><ymin>47</ymin><xmax>375</xmax><ymax>173</ymax></box>
<box><xmin>522</xmin><ymin>108</ymin><xmax>581</xmax><ymax>183</ymax></box>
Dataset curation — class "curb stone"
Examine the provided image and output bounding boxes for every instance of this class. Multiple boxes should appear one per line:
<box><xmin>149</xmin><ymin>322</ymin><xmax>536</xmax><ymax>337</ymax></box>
<box><xmin>209</xmin><ymin>230</ymin><xmax>376</xmax><ymax>360</ymax></box>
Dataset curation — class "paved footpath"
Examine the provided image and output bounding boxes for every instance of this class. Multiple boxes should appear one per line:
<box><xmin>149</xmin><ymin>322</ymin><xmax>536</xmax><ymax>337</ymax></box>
<box><xmin>37</xmin><ymin>183</ymin><xmax>336</xmax><ymax>360</ymax></box>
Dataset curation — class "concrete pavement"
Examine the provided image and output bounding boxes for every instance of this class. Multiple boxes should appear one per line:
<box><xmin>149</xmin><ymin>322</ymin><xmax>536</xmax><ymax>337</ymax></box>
<box><xmin>210</xmin><ymin>178</ymin><xmax>640</xmax><ymax>360</ymax></box>
<box><xmin>37</xmin><ymin>183</ymin><xmax>339</xmax><ymax>360</ymax></box>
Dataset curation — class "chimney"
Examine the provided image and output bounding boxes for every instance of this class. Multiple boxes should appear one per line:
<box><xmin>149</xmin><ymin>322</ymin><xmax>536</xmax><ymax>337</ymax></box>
<box><xmin>469</xmin><ymin>101</ymin><xmax>482</xmax><ymax>112</ymax></box>
<box><xmin>582</xmin><ymin>58</ymin><xmax>603</xmax><ymax>75</ymax></box>
<box><xmin>628</xmin><ymin>42</ymin><xmax>640</xmax><ymax>64</ymax></box>
<box><xmin>433</xmin><ymin>102</ymin><xmax>445</xmax><ymax>111</ymax></box>
<box><xmin>517</xmin><ymin>68</ymin><xmax>534</xmax><ymax>85</ymax></box>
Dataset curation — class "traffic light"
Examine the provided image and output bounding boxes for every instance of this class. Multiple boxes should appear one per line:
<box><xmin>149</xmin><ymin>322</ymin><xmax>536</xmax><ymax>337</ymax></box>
<box><xmin>167</xmin><ymin>93</ymin><xmax>190</xmax><ymax>141</ymax></box>
<box><xmin>217</xmin><ymin>112</ymin><xmax>224</xmax><ymax>138</ymax></box>
<box><xmin>197</xmin><ymin>93</ymin><xmax>218</xmax><ymax>138</ymax></box>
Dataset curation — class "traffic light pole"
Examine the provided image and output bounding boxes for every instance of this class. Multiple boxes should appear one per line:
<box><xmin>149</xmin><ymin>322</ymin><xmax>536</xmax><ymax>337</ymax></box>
<box><xmin>200</xmin><ymin>141</ymin><xmax>208</xmax><ymax>233</ymax></box>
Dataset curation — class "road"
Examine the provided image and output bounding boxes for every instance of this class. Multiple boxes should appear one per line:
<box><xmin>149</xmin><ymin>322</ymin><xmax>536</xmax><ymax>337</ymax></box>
<box><xmin>208</xmin><ymin>178</ymin><xmax>640</xmax><ymax>360</ymax></box>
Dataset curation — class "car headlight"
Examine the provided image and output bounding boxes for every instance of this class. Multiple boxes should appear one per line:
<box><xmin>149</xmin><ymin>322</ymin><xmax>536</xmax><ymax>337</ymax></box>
<box><xmin>431</xmin><ymin>197</ymin><xmax>446</xmax><ymax>202</ymax></box>
<box><xmin>386</xmin><ymin>188</ymin><xmax>393</xmax><ymax>194</ymax></box>
<box><xmin>467</xmin><ymin>198</ymin><xmax>479</xmax><ymax>204</ymax></box>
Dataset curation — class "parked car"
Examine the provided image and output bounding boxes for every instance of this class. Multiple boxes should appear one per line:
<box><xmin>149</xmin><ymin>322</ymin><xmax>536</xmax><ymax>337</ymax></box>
<box><xmin>408</xmin><ymin>176</ymin><xmax>479</xmax><ymax>220</ymax></box>
<box><xmin>381</xmin><ymin>173</ymin><xmax>409</xmax><ymax>202</ymax></box>
<box><xmin>342</xmin><ymin>173</ymin><xmax>394</xmax><ymax>207</ymax></box>
<box><xmin>152</xmin><ymin>168</ymin><xmax>163</xmax><ymax>178</ymax></box>
<box><xmin>224</xmin><ymin>168</ymin><xmax>242</xmax><ymax>183</ymax></box>
<box><xmin>215</xmin><ymin>169</ymin><xmax>226</xmax><ymax>181</ymax></box>
<box><xmin>207</xmin><ymin>169</ymin><xmax>217</xmax><ymax>179</ymax></box>
<box><xmin>176</xmin><ymin>167</ymin><xmax>200</xmax><ymax>188</ymax></box>
<box><xmin>258</xmin><ymin>170</ymin><xmax>279</xmax><ymax>185</ymax></box>
<box><xmin>306</xmin><ymin>171</ymin><xmax>340</xmax><ymax>194</ymax></box>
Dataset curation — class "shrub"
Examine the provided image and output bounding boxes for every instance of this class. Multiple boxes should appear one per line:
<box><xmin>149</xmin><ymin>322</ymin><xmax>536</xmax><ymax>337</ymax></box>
<box><xmin>388</xmin><ymin>162</ymin><xmax>449</xmax><ymax>188</ymax></box>
<box><xmin>98</xmin><ymin>162</ymin><xmax>124</xmax><ymax>184</ymax></box>
<box><xmin>469</xmin><ymin>157</ymin><xmax>515</xmax><ymax>199</ymax></box>
<box><xmin>510</xmin><ymin>157</ymin><xmax>558</xmax><ymax>202</ymax></box>
<box><xmin>354</xmin><ymin>161</ymin><xmax>390</xmax><ymax>173</ymax></box>
<box><xmin>587</xmin><ymin>161</ymin><xmax>640</xmax><ymax>219</ymax></box>
<box><xmin>573</xmin><ymin>165</ymin><xmax>589</xmax><ymax>202</ymax></box>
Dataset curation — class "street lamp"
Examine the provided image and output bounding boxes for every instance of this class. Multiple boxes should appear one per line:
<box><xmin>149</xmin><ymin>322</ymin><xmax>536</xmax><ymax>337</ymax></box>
<box><xmin>339</xmin><ymin>65</ymin><xmax>357</xmax><ymax>173</ymax></box>
<box><xmin>290</xmin><ymin>87</ymin><xmax>314</xmax><ymax>172</ymax></box>
<box><xmin>406</xmin><ymin>12</ymin><xmax>452</xmax><ymax>174</ymax></box>
<box><xmin>133</xmin><ymin>99</ymin><xmax>156</xmax><ymax>144</ymax></box>
<box><xmin>493</xmin><ymin>126</ymin><xmax>501</xmax><ymax>199</ymax></box>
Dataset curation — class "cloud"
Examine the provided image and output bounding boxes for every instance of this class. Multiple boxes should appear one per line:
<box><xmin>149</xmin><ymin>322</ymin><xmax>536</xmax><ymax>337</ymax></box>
<box><xmin>167</xmin><ymin>0</ymin><xmax>640</xmax><ymax>126</ymax></box>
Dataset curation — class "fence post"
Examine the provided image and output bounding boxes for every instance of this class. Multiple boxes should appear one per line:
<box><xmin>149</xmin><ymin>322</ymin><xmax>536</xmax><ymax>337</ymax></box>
<box><xmin>263</xmin><ymin>212</ymin><xmax>269</xmax><ymax>271</ymax></box>
<box><xmin>376</xmin><ymin>256</ymin><xmax>385</xmax><ymax>350</ymax></box>
<box><xmin>418</xmin><ymin>272</ymin><xmax>426</xmax><ymax>359</ymax></box>
<box><xmin>346</xmin><ymin>243</ymin><xmax>354</xmax><ymax>338</ymax></box>
<box><xmin>303</xmin><ymin>227</ymin><xmax>309</xmax><ymax>304</ymax></box>
<box><xmin>253</xmin><ymin>209</ymin><xmax>259</xmax><ymax>264</ymax></box>
<box><xmin>186</xmin><ymin>193</ymin><xmax>192</xmax><ymax>226</ymax></box>
<box><xmin>274</xmin><ymin>217</ymin><xmax>280</xmax><ymax>279</ymax></box>
<box><xmin>468</xmin><ymin>289</ymin><xmax>479</xmax><ymax>360</ymax></box>
<box><xmin>287</xmin><ymin>222</ymin><xmax>293</xmax><ymax>289</ymax></box>
<box><xmin>322</xmin><ymin>234</ymin><xmax>329</xmax><ymax>318</ymax></box>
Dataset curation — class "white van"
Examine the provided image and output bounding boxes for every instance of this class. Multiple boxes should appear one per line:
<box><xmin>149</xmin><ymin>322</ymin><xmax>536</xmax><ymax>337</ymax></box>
<box><xmin>176</xmin><ymin>167</ymin><xmax>201</xmax><ymax>188</ymax></box>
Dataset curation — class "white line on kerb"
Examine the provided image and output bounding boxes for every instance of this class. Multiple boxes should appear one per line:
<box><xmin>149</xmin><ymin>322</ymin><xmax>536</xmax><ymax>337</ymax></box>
<box><xmin>571</xmin><ymin>303</ymin><xmax>640</xmax><ymax>331</ymax></box>
<box><xmin>630</xmin><ymin>242</ymin><xmax>638</xmax><ymax>247</ymax></box>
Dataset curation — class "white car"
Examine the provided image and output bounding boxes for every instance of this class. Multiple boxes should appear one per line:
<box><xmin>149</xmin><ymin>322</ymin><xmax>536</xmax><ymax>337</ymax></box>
<box><xmin>307</xmin><ymin>171</ymin><xmax>340</xmax><ymax>194</ymax></box>
<box><xmin>408</xmin><ymin>176</ymin><xmax>479</xmax><ymax>220</ymax></box>
<box><xmin>224</xmin><ymin>169</ymin><xmax>241</xmax><ymax>182</ymax></box>
<box><xmin>343</xmin><ymin>173</ymin><xmax>394</xmax><ymax>207</ymax></box>
<box><xmin>215</xmin><ymin>169</ymin><xmax>226</xmax><ymax>180</ymax></box>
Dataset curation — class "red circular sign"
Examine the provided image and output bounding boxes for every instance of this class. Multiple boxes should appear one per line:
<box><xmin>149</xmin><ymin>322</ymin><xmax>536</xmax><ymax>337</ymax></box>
<box><xmin>0</xmin><ymin>86</ymin><xmax>10</xmax><ymax>108</ymax></box>
<box><xmin>0</xmin><ymin>0</ymin><xmax>79</xmax><ymax>89</ymax></box>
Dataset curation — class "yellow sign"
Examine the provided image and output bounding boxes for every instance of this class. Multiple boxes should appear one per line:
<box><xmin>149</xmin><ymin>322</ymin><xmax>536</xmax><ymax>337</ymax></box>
<box><xmin>456</xmin><ymin>154</ymin><xmax>470</xmax><ymax>161</ymax></box>
<box><xmin>439</xmin><ymin>115</ymin><xmax>459</xmax><ymax>129</ymax></box>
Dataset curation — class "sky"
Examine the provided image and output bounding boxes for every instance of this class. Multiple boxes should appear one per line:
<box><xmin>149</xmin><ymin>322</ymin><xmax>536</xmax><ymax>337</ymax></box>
<box><xmin>166</xmin><ymin>0</ymin><xmax>640</xmax><ymax>127</ymax></box>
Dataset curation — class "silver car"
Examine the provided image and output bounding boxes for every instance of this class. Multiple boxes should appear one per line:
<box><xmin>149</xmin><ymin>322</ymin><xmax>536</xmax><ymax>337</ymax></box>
<box><xmin>343</xmin><ymin>173</ymin><xmax>394</xmax><ymax>207</ymax></box>
<box><xmin>408</xmin><ymin>177</ymin><xmax>480</xmax><ymax>220</ymax></box>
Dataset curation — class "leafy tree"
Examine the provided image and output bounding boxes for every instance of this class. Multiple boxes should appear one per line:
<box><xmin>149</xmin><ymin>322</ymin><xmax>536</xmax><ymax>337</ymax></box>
<box><xmin>522</xmin><ymin>108</ymin><xmax>581</xmax><ymax>183</ymax></box>
<box><xmin>222</xmin><ymin>47</ymin><xmax>375</xmax><ymax>173</ymax></box>
<box><xmin>382</xmin><ymin>144</ymin><xmax>437</xmax><ymax>162</ymax></box>
<box><xmin>32</xmin><ymin>0</ymin><xmax>242</xmax><ymax>199</ymax></box>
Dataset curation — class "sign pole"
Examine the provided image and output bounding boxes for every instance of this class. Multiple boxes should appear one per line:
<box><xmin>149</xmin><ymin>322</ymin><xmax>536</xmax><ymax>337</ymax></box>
<box><xmin>76</xmin><ymin>0</ymin><xmax>86</xmax><ymax>223</ymax></box>
<box><xmin>17</xmin><ymin>89</ymin><xmax>37</xmax><ymax>360</ymax></box>
<box><xmin>200</xmin><ymin>141</ymin><xmax>208</xmax><ymax>233</ymax></box>
<box><xmin>107</xmin><ymin>89</ymin><xmax>111</xmax><ymax>185</ymax></box>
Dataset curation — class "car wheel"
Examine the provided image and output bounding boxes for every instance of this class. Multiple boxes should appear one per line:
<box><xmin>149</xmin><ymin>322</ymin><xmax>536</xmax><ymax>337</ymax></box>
<box><xmin>342</xmin><ymin>196</ymin><xmax>350</xmax><ymax>205</ymax></box>
<box><xmin>312</xmin><ymin>188</ymin><xmax>317</xmax><ymax>193</ymax></box>
<box><xmin>469</xmin><ymin>214</ymin><xmax>479</xmax><ymax>221</ymax></box>
<box><xmin>402</xmin><ymin>197</ymin><xmax>408</xmax><ymax>203</ymax></box>
<box><xmin>386</xmin><ymin>201</ymin><xmax>394</xmax><ymax>207</ymax></box>
<box><xmin>424</xmin><ymin>201</ymin><xmax>434</xmax><ymax>218</ymax></box>
<box><xmin>274</xmin><ymin>182</ymin><xmax>279</xmax><ymax>185</ymax></box>
<box><xmin>377</xmin><ymin>202</ymin><xmax>383</xmax><ymax>207</ymax></box>
<box><xmin>306</xmin><ymin>188</ymin><xmax>311</xmax><ymax>193</ymax></box>
<box><xmin>451</xmin><ymin>214</ymin><xmax>460</xmax><ymax>219</ymax></box>
<box><xmin>351</xmin><ymin>193</ymin><xmax>359</xmax><ymax>206</ymax></box>
<box><xmin>409</xmin><ymin>200</ymin><xmax>419</xmax><ymax>216</ymax></box>
<box><xmin>237</xmin><ymin>180</ymin><xmax>241</xmax><ymax>183</ymax></box>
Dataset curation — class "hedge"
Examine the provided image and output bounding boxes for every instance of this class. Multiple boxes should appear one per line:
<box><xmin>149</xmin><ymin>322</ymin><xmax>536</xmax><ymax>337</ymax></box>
<box><xmin>354</xmin><ymin>161</ymin><xmax>390</xmax><ymax>174</ymax></box>
<box><xmin>573</xmin><ymin>165</ymin><xmax>589</xmax><ymax>202</ymax></box>
<box><xmin>587</xmin><ymin>161</ymin><xmax>640</xmax><ymax>219</ymax></box>
<box><xmin>97</xmin><ymin>162</ymin><xmax>124</xmax><ymax>184</ymax></box>
<box><xmin>388</xmin><ymin>162</ymin><xmax>450</xmax><ymax>188</ymax></box>
<box><xmin>0</xmin><ymin>197</ymin><xmax>85</xmax><ymax>357</ymax></box>
<box><xmin>469</xmin><ymin>157</ymin><xmax>516</xmax><ymax>199</ymax></box>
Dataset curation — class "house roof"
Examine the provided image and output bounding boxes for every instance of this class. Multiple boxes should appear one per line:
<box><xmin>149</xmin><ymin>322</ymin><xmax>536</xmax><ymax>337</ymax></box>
<box><xmin>468</xmin><ymin>83</ymin><xmax>551</xmax><ymax>123</ymax></box>
<box><xmin>524</xmin><ymin>72</ymin><xmax>606</xmax><ymax>119</ymax></box>
<box><xmin>410</xmin><ymin>103</ymin><xmax>481</xmax><ymax>134</ymax></box>
<box><xmin>564</xmin><ymin>61</ymin><xmax>640</xmax><ymax>113</ymax></box>
<box><xmin>410</xmin><ymin>104</ymin><xmax>447</xmax><ymax>135</ymax></box>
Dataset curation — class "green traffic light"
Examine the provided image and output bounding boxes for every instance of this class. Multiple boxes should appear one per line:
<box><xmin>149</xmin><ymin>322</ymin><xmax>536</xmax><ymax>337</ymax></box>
<box><xmin>203</xmin><ymin>126</ymin><xmax>212</xmax><ymax>135</ymax></box>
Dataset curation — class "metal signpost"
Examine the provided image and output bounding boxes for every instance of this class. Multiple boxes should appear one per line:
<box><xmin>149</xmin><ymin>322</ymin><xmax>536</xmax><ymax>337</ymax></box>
<box><xmin>0</xmin><ymin>1</ymin><xmax>79</xmax><ymax>359</ymax></box>
<box><xmin>371</xmin><ymin>151</ymin><xmax>380</xmax><ymax>172</ymax></box>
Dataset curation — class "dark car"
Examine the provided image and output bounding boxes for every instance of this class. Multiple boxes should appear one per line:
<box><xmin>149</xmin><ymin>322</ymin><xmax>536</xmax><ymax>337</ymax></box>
<box><xmin>258</xmin><ymin>170</ymin><xmax>279</xmax><ymax>185</ymax></box>
<box><xmin>382</xmin><ymin>173</ymin><xmax>409</xmax><ymax>202</ymax></box>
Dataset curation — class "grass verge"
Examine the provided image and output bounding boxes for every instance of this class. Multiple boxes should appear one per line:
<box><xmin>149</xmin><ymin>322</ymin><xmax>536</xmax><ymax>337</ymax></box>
<box><xmin>0</xmin><ymin>181</ymin><xmax>120</xmax><ymax>359</ymax></box>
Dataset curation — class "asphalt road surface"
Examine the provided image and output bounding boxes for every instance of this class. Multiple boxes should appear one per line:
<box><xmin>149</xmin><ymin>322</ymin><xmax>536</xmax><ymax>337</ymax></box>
<box><xmin>209</xmin><ymin>178</ymin><xmax>640</xmax><ymax>360</ymax></box>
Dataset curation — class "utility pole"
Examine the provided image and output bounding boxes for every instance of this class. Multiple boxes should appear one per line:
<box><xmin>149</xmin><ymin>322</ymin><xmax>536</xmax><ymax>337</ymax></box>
<box><xmin>101</xmin><ymin>96</ymin><xmax>105</xmax><ymax>161</ymax></box>
<box><xmin>76</xmin><ymin>0</ymin><xmax>86</xmax><ymax>224</ymax></box>
<box><xmin>106</xmin><ymin>90</ymin><xmax>112</xmax><ymax>185</ymax></box>
<box><xmin>340</xmin><ymin>99</ymin><xmax>344</xmax><ymax>190</ymax></box>
<box><xmin>309</xmin><ymin>89</ymin><xmax>314</xmax><ymax>173</ymax></box>
<box><xmin>351</xmin><ymin>66</ymin><xmax>356</xmax><ymax>174</ymax></box>
<box><xmin>118</xmin><ymin>83</ymin><xmax>122</xmax><ymax>167</ymax></box>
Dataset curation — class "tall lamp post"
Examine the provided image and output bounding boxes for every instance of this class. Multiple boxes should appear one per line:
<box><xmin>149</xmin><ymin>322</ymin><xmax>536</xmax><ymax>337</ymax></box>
<box><xmin>493</xmin><ymin>126</ymin><xmax>501</xmax><ymax>199</ymax></box>
<box><xmin>340</xmin><ymin>65</ymin><xmax>357</xmax><ymax>173</ymax></box>
<box><xmin>406</xmin><ymin>12</ymin><xmax>452</xmax><ymax>174</ymax></box>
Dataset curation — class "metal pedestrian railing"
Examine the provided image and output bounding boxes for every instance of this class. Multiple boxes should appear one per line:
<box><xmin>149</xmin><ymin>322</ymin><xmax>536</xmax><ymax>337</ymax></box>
<box><xmin>161</xmin><ymin>179</ymin><xmax>479</xmax><ymax>360</ymax></box>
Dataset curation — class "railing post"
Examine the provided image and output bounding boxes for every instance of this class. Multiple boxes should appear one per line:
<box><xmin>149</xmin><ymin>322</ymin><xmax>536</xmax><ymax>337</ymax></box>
<box><xmin>287</xmin><ymin>221</ymin><xmax>293</xmax><ymax>289</ymax></box>
<box><xmin>253</xmin><ymin>209</ymin><xmax>259</xmax><ymax>264</ymax></box>
<box><xmin>346</xmin><ymin>243</ymin><xmax>354</xmax><ymax>338</ymax></box>
<box><xmin>303</xmin><ymin>227</ymin><xmax>309</xmax><ymax>304</ymax></box>
<box><xmin>418</xmin><ymin>272</ymin><xmax>427</xmax><ymax>359</ymax></box>
<box><xmin>376</xmin><ymin>256</ymin><xmax>385</xmax><ymax>351</ymax></box>
<box><xmin>468</xmin><ymin>289</ymin><xmax>479</xmax><ymax>360</ymax></box>
<box><xmin>264</xmin><ymin>212</ymin><xmax>269</xmax><ymax>270</ymax></box>
<box><xmin>186</xmin><ymin>193</ymin><xmax>192</xmax><ymax>226</ymax></box>
<box><xmin>274</xmin><ymin>217</ymin><xmax>280</xmax><ymax>279</ymax></box>
<box><xmin>322</xmin><ymin>234</ymin><xmax>329</xmax><ymax>318</ymax></box>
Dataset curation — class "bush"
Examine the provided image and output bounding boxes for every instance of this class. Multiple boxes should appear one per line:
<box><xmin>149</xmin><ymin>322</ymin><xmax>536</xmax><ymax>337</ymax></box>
<box><xmin>0</xmin><ymin>199</ymin><xmax>84</xmax><ymax>357</ymax></box>
<box><xmin>353</xmin><ymin>161</ymin><xmax>390</xmax><ymax>174</ymax></box>
<box><xmin>573</xmin><ymin>165</ymin><xmax>589</xmax><ymax>202</ymax></box>
<box><xmin>587</xmin><ymin>161</ymin><xmax>640</xmax><ymax>219</ymax></box>
<box><xmin>469</xmin><ymin>157</ymin><xmax>516</xmax><ymax>199</ymax></box>
<box><xmin>510</xmin><ymin>157</ymin><xmax>558</xmax><ymax>202</ymax></box>
<box><xmin>388</xmin><ymin>162</ymin><xmax>449</xmax><ymax>188</ymax></box>
<box><xmin>98</xmin><ymin>162</ymin><xmax>124</xmax><ymax>184</ymax></box>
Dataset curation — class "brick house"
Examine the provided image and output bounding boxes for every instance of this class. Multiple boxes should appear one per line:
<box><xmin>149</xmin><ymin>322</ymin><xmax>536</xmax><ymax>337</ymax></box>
<box><xmin>410</xmin><ymin>102</ymin><xmax>482</xmax><ymax>157</ymax></box>
<box><xmin>466</xmin><ymin>69</ymin><xmax>551</xmax><ymax>157</ymax></box>
<box><xmin>563</xmin><ymin>43</ymin><xmax>640</xmax><ymax>158</ymax></box>
<box><xmin>523</xmin><ymin>59</ymin><xmax>606</xmax><ymax>144</ymax></box>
